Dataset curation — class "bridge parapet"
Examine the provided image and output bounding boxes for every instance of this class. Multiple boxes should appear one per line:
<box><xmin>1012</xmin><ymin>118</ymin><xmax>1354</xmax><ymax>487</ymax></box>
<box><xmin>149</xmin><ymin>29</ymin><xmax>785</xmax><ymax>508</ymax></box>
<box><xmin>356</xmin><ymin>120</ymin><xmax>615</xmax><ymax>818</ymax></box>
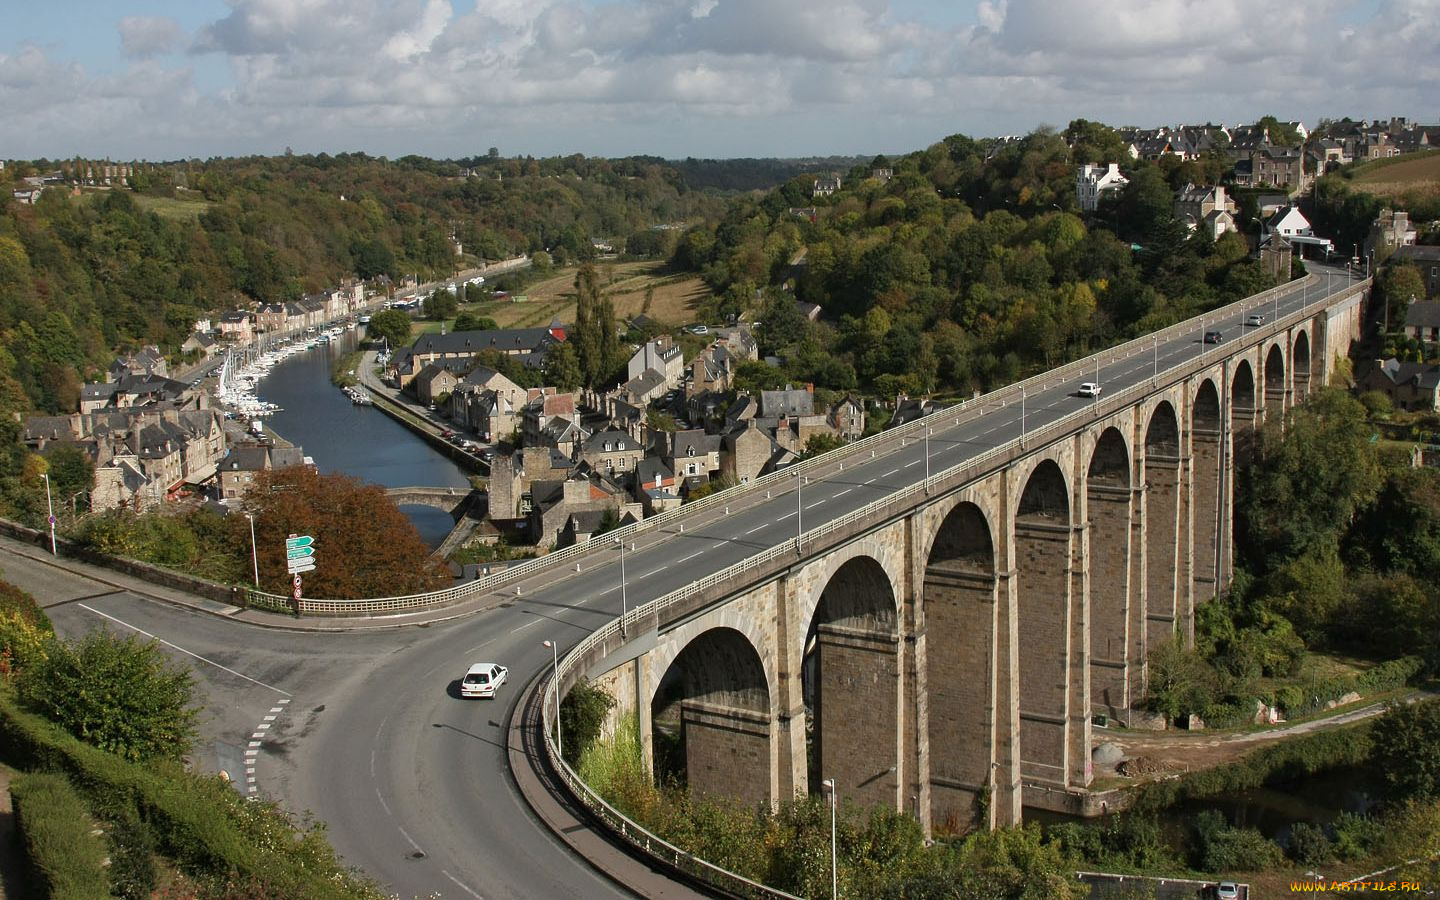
<box><xmin>243</xmin><ymin>276</ymin><xmax>1368</xmax><ymax>616</ymax></box>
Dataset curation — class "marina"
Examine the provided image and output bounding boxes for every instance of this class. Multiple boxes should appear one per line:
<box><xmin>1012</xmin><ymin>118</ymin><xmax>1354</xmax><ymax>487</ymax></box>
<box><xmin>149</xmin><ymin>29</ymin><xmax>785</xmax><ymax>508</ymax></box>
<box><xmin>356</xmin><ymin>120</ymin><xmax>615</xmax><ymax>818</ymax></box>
<box><xmin>212</xmin><ymin>325</ymin><xmax>470</xmax><ymax>548</ymax></box>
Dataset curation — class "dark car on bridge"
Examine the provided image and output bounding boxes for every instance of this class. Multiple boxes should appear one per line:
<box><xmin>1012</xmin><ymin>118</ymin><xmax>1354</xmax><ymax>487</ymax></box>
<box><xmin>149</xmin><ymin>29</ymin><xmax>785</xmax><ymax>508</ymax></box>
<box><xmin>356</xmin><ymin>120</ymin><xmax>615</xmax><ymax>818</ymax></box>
<box><xmin>1204</xmin><ymin>330</ymin><xmax>1224</xmax><ymax>344</ymax></box>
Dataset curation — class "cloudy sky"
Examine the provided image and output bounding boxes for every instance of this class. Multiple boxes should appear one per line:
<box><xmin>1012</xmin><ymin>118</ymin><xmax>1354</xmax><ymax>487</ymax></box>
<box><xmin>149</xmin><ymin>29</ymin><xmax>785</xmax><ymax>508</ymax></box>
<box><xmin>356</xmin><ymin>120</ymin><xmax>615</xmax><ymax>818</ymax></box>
<box><xmin>3</xmin><ymin>0</ymin><xmax>1437</xmax><ymax>161</ymax></box>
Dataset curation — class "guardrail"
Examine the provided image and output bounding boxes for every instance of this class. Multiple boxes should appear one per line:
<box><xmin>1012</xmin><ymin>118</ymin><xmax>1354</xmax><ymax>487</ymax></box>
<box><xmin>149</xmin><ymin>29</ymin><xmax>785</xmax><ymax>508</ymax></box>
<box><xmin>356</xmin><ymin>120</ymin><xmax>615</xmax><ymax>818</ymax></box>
<box><xmin>532</xmin><ymin>273</ymin><xmax>1368</xmax><ymax>898</ymax></box>
<box><xmin>244</xmin><ymin>272</ymin><xmax>1368</xmax><ymax>615</ymax></box>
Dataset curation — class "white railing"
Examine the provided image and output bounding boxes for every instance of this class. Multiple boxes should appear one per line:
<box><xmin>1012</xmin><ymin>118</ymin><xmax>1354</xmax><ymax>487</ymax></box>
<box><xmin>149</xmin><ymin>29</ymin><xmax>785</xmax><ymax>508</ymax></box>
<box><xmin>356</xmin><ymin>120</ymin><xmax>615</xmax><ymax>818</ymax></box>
<box><xmin>245</xmin><ymin>273</ymin><xmax>1368</xmax><ymax>615</ymax></box>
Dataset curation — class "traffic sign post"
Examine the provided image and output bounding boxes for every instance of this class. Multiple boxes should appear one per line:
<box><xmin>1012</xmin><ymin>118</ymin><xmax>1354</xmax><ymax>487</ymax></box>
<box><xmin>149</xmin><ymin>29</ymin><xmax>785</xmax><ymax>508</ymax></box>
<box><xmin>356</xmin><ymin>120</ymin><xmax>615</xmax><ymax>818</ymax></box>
<box><xmin>286</xmin><ymin>534</ymin><xmax>317</xmax><ymax>575</ymax></box>
<box><xmin>292</xmin><ymin>574</ymin><xmax>303</xmax><ymax>601</ymax></box>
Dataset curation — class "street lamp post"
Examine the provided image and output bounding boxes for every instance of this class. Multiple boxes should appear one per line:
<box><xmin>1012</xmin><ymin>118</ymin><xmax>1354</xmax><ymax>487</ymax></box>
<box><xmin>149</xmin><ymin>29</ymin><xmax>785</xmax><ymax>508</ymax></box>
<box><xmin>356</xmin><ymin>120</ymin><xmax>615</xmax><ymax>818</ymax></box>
<box><xmin>1020</xmin><ymin>386</ymin><xmax>1027</xmax><ymax>448</ymax></box>
<box><xmin>795</xmin><ymin>471</ymin><xmax>804</xmax><ymax>553</ymax></box>
<box><xmin>39</xmin><ymin>473</ymin><xmax>55</xmax><ymax>555</ymax></box>
<box><xmin>543</xmin><ymin>640</ymin><xmax>562</xmax><ymax>761</ymax></box>
<box><xmin>245</xmin><ymin>513</ymin><xmax>260</xmax><ymax>587</ymax></box>
<box><xmin>923</xmin><ymin>428</ymin><xmax>931</xmax><ymax>493</ymax></box>
<box><xmin>615</xmin><ymin>536</ymin><xmax>629</xmax><ymax>637</ymax></box>
<box><xmin>822</xmin><ymin>778</ymin><xmax>838</xmax><ymax>899</ymax></box>
<box><xmin>1152</xmin><ymin>335</ymin><xmax>1159</xmax><ymax>382</ymax></box>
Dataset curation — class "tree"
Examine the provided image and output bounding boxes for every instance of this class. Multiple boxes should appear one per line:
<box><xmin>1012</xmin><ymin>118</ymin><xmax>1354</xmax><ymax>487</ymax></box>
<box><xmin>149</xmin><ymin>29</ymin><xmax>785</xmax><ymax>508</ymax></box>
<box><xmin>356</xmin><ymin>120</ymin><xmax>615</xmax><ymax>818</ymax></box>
<box><xmin>423</xmin><ymin>289</ymin><xmax>458</xmax><ymax>321</ymax></box>
<box><xmin>453</xmin><ymin>312</ymin><xmax>498</xmax><ymax>332</ymax></box>
<box><xmin>243</xmin><ymin>467</ymin><xmax>449</xmax><ymax>598</ymax></box>
<box><xmin>19</xmin><ymin>629</ymin><xmax>198</xmax><ymax>762</ymax></box>
<box><xmin>1238</xmin><ymin>388</ymin><xmax>1382</xmax><ymax>567</ymax></box>
<box><xmin>367</xmin><ymin>308</ymin><xmax>412</xmax><ymax>350</ymax></box>
<box><xmin>1372</xmin><ymin>698</ymin><xmax>1440</xmax><ymax>802</ymax></box>
<box><xmin>560</xmin><ymin>678</ymin><xmax>616</xmax><ymax>766</ymax></box>
<box><xmin>544</xmin><ymin>340</ymin><xmax>583</xmax><ymax>391</ymax></box>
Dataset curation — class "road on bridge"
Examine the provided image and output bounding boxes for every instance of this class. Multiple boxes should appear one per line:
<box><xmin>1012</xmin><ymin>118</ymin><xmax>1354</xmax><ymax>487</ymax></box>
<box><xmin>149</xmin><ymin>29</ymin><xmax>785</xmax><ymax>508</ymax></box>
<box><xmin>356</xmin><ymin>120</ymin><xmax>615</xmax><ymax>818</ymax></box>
<box><xmin>7</xmin><ymin>265</ymin><xmax>1363</xmax><ymax>899</ymax></box>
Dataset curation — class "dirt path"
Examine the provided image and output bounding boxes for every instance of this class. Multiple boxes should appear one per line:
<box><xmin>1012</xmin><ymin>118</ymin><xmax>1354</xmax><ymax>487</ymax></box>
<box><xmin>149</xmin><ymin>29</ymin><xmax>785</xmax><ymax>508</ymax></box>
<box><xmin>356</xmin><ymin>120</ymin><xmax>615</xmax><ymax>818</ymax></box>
<box><xmin>1097</xmin><ymin>691</ymin><xmax>1433</xmax><ymax>773</ymax></box>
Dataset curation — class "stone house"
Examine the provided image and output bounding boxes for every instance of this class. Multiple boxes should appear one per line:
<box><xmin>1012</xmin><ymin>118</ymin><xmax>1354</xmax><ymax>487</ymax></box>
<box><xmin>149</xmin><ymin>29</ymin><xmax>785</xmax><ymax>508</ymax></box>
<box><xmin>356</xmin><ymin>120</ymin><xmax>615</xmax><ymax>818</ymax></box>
<box><xmin>217</xmin><ymin>444</ymin><xmax>306</xmax><ymax>500</ymax></box>
<box><xmin>579</xmin><ymin>429</ymin><xmax>645</xmax><ymax>480</ymax></box>
<box><xmin>1173</xmin><ymin>184</ymin><xmax>1237</xmax><ymax>241</ymax></box>
<box><xmin>528</xmin><ymin>467</ymin><xmax>640</xmax><ymax>547</ymax></box>
<box><xmin>1404</xmin><ymin>302</ymin><xmax>1440</xmax><ymax>343</ymax></box>
<box><xmin>627</xmin><ymin>337</ymin><xmax>684</xmax><ymax>387</ymax></box>
<box><xmin>1358</xmin><ymin>359</ymin><xmax>1440</xmax><ymax>411</ymax></box>
<box><xmin>812</xmin><ymin>174</ymin><xmax>841</xmax><ymax>197</ymax></box>
<box><xmin>828</xmin><ymin>395</ymin><xmax>866</xmax><ymax>441</ymax></box>
<box><xmin>412</xmin><ymin>363</ymin><xmax>461</xmax><ymax>406</ymax></box>
<box><xmin>663</xmin><ymin>428</ymin><xmax>723</xmax><ymax>488</ymax></box>
<box><xmin>721</xmin><ymin>419</ymin><xmax>778</xmax><ymax>485</ymax></box>
<box><xmin>633</xmin><ymin>458</ymin><xmax>681</xmax><ymax>515</ymax></box>
<box><xmin>218</xmin><ymin>310</ymin><xmax>255</xmax><ymax>343</ymax></box>
<box><xmin>1391</xmin><ymin>246</ymin><xmax>1440</xmax><ymax>301</ymax></box>
<box><xmin>487</xmin><ymin>446</ymin><xmax>573</xmax><ymax>524</ymax></box>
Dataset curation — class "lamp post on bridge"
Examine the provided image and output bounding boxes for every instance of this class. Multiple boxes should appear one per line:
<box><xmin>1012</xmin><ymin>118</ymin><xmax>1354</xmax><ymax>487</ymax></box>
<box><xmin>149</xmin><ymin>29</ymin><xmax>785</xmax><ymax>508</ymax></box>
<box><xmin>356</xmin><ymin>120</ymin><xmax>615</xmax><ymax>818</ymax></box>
<box><xmin>614</xmin><ymin>535</ymin><xmax>629</xmax><ymax>638</ymax></box>
<box><xmin>923</xmin><ymin>428</ymin><xmax>932</xmax><ymax>493</ymax></box>
<box><xmin>543</xmin><ymin>639</ymin><xmax>561</xmax><ymax>761</ymax></box>
<box><xmin>1020</xmin><ymin>386</ymin><xmax>1027</xmax><ymax>449</ymax></box>
<box><xmin>822</xmin><ymin>778</ymin><xmax>838</xmax><ymax>899</ymax></box>
<box><xmin>39</xmin><ymin>472</ymin><xmax>55</xmax><ymax>555</ymax></box>
<box><xmin>244</xmin><ymin>512</ymin><xmax>259</xmax><ymax>587</ymax></box>
<box><xmin>795</xmin><ymin>470</ymin><xmax>804</xmax><ymax>554</ymax></box>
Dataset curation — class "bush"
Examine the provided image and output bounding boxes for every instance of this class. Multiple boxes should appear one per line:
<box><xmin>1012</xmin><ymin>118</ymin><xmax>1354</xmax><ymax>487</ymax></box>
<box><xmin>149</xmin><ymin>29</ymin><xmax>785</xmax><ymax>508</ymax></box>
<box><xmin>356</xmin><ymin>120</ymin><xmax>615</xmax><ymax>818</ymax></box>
<box><xmin>0</xmin><ymin>689</ymin><xmax>382</xmax><ymax>899</ymax></box>
<box><xmin>11</xmin><ymin>770</ymin><xmax>111</xmax><ymax>899</ymax></box>
<box><xmin>1287</xmin><ymin>821</ymin><xmax>1332</xmax><ymax>865</ymax></box>
<box><xmin>0</xmin><ymin>578</ymin><xmax>50</xmax><ymax>630</ymax></box>
<box><xmin>1191</xmin><ymin>809</ymin><xmax>1285</xmax><ymax>872</ymax></box>
<box><xmin>1371</xmin><ymin>697</ymin><xmax>1440</xmax><ymax>802</ymax></box>
<box><xmin>108</xmin><ymin>806</ymin><xmax>159</xmax><ymax>899</ymax></box>
<box><xmin>18</xmin><ymin>629</ymin><xmax>198</xmax><ymax>762</ymax></box>
<box><xmin>561</xmin><ymin>678</ymin><xmax>616</xmax><ymax>766</ymax></box>
<box><xmin>1331</xmin><ymin>811</ymin><xmax>1386</xmax><ymax>861</ymax></box>
<box><xmin>0</xmin><ymin>609</ymin><xmax>54</xmax><ymax>677</ymax></box>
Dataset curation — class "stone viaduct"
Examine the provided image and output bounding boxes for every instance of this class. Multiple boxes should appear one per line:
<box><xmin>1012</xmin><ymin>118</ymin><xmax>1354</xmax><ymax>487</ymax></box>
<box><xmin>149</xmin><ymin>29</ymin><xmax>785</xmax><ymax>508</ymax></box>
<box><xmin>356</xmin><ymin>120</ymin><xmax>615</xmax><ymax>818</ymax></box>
<box><xmin>578</xmin><ymin>287</ymin><xmax>1366</xmax><ymax>835</ymax></box>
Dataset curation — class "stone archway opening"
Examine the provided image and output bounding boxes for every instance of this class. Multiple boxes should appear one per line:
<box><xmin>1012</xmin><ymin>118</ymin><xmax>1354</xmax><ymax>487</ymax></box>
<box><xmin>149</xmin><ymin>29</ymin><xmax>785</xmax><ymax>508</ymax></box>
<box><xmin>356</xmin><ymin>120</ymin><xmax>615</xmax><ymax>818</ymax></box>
<box><xmin>1014</xmin><ymin>459</ymin><xmax>1072</xmax><ymax>787</ymax></box>
<box><xmin>1086</xmin><ymin>428</ymin><xmax>1132</xmax><ymax>719</ymax></box>
<box><xmin>1293</xmin><ymin>330</ymin><xmax>1312</xmax><ymax>401</ymax></box>
<box><xmin>1265</xmin><ymin>343</ymin><xmax>1287</xmax><ymax>418</ymax></box>
<box><xmin>801</xmin><ymin>556</ymin><xmax>898</xmax><ymax>805</ymax></box>
<box><xmin>1144</xmin><ymin>402</ymin><xmax>1183</xmax><ymax>652</ymax></box>
<box><xmin>922</xmin><ymin>501</ymin><xmax>996</xmax><ymax>832</ymax></box>
<box><xmin>1191</xmin><ymin>380</ymin><xmax>1224</xmax><ymax>605</ymax></box>
<box><xmin>650</xmin><ymin>627</ymin><xmax>771</xmax><ymax>808</ymax></box>
<box><xmin>1231</xmin><ymin>360</ymin><xmax>1257</xmax><ymax>461</ymax></box>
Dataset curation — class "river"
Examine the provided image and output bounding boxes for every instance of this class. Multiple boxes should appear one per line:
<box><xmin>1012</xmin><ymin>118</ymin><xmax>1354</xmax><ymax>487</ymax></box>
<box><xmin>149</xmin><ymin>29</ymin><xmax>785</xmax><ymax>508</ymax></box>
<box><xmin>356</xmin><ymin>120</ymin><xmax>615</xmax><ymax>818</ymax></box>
<box><xmin>247</xmin><ymin>330</ymin><xmax>471</xmax><ymax>548</ymax></box>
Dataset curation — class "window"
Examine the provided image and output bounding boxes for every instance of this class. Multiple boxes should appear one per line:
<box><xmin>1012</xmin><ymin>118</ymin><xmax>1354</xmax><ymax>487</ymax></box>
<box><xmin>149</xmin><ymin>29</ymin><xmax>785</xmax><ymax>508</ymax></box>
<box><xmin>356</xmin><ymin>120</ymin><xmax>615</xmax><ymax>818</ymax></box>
<box><xmin>686</xmin><ymin>463</ymin><xmax>698</xmax><ymax>476</ymax></box>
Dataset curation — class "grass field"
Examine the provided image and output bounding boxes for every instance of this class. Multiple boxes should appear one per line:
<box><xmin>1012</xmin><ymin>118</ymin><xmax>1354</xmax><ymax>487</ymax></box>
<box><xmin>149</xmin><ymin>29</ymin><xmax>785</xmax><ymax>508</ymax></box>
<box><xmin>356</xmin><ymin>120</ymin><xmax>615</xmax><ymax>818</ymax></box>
<box><xmin>470</xmin><ymin>260</ymin><xmax>712</xmax><ymax>331</ymax></box>
<box><xmin>1348</xmin><ymin>151</ymin><xmax>1440</xmax><ymax>203</ymax></box>
<box><xmin>73</xmin><ymin>188</ymin><xmax>214</xmax><ymax>221</ymax></box>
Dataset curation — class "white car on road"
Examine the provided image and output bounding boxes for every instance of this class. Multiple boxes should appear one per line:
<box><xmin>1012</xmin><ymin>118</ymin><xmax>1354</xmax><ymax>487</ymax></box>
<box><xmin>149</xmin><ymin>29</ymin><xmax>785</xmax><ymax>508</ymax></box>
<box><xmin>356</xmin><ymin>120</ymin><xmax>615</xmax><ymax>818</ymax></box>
<box><xmin>1078</xmin><ymin>381</ymin><xmax>1102</xmax><ymax>398</ymax></box>
<box><xmin>460</xmin><ymin>662</ymin><xmax>508</xmax><ymax>699</ymax></box>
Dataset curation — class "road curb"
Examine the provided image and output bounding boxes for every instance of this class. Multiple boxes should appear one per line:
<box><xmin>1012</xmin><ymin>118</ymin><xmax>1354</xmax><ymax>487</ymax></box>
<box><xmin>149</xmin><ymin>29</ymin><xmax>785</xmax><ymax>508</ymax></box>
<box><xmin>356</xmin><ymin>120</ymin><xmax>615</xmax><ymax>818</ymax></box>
<box><xmin>505</xmin><ymin>671</ymin><xmax>720</xmax><ymax>900</ymax></box>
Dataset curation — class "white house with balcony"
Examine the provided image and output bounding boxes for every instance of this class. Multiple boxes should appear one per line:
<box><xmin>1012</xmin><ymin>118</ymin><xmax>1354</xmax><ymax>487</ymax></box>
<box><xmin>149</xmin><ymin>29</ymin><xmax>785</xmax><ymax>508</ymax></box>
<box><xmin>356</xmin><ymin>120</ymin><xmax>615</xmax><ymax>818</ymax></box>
<box><xmin>1075</xmin><ymin>163</ymin><xmax>1129</xmax><ymax>211</ymax></box>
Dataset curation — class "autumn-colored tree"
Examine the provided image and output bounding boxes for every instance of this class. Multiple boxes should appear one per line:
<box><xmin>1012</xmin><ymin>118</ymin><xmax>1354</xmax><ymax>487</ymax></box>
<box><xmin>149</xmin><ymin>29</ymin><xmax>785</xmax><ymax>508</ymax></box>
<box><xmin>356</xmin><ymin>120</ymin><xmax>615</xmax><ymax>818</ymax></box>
<box><xmin>242</xmin><ymin>467</ymin><xmax>448</xmax><ymax>599</ymax></box>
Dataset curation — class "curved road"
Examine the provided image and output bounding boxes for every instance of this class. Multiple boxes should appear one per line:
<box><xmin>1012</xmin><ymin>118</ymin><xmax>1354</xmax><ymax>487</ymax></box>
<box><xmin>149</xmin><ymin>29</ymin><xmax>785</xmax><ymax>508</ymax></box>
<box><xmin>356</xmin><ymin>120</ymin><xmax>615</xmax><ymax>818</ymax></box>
<box><xmin>19</xmin><ymin>264</ymin><xmax>1362</xmax><ymax>899</ymax></box>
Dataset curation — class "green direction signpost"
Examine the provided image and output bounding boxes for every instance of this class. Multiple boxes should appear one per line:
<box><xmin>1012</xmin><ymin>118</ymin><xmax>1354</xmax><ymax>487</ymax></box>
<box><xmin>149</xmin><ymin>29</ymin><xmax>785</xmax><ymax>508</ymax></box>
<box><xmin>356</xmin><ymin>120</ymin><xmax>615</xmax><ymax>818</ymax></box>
<box><xmin>286</xmin><ymin>534</ymin><xmax>316</xmax><ymax>576</ymax></box>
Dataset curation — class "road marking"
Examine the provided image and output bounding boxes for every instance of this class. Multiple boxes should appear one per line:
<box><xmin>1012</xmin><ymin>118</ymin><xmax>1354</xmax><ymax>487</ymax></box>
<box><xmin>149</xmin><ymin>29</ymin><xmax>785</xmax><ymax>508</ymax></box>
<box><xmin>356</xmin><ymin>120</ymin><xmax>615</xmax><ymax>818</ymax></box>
<box><xmin>834</xmin><ymin>488</ymin><xmax>851</xmax><ymax>498</ymax></box>
<box><xmin>76</xmin><ymin>604</ymin><xmax>293</xmax><ymax>696</ymax></box>
<box><xmin>884</xmin><ymin>469</ymin><xmax>900</xmax><ymax>477</ymax></box>
<box><xmin>509</xmin><ymin>618</ymin><xmax>542</xmax><ymax>634</ymax></box>
<box><xmin>777</xmin><ymin>511</ymin><xmax>795</xmax><ymax>520</ymax></box>
<box><xmin>805</xmin><ymin>501</ymin><xmax>824</xmax><ymax>510</ymax></box>
<box><xmin>743</xmin><ymin>525</ymin><xmax>765</xmax><ymax>535</ymax></box>
<box><xmin>677</xmin><ymin>551</ymin><xmax>702</xmax><ymax>563</ymax></box>
<box><xmin>442</xmin><ymin>870</ymin><xmax>484</xmax><ymax>899</ymax></box>
<box><xmin>903</xmin><ymin>459</ymin><xmax>919</xmax><ymax>467</ymax></box>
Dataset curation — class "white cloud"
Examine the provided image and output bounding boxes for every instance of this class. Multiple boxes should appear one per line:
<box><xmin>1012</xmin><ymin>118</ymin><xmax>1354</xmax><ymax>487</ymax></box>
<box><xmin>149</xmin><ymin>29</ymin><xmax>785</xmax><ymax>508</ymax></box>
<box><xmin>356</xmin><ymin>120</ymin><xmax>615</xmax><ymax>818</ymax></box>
<box><xmin>3</xmin><ymin>0</ymin><xmax>1438</xmax><ymax>159</ymax></box>
<box><xmin>118</xmin><ymin>16</ymin><xmax>187</xmax><ymax>59</ymax></box>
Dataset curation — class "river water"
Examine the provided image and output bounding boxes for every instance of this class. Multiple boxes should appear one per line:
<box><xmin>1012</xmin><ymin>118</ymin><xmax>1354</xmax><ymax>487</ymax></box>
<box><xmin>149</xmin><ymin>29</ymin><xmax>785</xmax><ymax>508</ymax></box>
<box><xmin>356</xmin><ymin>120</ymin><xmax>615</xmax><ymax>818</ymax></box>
<box><xmin>249</xmin><ymin>330</ymin><xmax>470</xmax><ymax>548</ymax></box>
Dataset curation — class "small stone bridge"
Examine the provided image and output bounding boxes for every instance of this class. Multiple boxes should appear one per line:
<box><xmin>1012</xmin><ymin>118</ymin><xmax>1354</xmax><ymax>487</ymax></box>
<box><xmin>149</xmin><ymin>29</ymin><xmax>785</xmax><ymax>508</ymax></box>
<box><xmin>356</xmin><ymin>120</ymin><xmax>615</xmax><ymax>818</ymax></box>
<box><xmin>385</xmin><ymin>486</ymin><xmax>481</xmax><ymax>520</ymax></box>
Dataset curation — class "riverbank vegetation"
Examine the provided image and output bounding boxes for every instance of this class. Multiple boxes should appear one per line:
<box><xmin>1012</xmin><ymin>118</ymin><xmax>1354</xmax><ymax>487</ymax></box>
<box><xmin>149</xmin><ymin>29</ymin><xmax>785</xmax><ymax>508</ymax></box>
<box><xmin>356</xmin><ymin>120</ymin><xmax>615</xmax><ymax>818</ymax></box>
<box><xmin>1144</xmin><ymin>388</ymin><xmax>1438</xmax><ymax>728</ymax></box>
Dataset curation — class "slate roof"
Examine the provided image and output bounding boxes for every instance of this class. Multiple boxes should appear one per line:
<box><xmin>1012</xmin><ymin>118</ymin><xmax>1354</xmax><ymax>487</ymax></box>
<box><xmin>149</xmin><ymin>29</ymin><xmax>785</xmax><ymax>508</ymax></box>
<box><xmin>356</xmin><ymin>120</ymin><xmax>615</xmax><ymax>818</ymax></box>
<box><xmin>1404</xmin><ymin>302</ymin><xmax>1440</xmax><ymax>330</ymax></box>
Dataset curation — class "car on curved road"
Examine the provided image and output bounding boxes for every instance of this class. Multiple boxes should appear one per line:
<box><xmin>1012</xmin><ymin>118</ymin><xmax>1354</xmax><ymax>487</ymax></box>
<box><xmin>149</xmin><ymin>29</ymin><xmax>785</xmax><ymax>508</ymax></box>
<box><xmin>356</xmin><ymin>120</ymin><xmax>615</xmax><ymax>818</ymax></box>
<box><xmin>460</xmin><ymin>662</ymin><xmax>508</xmax><ymax>699</ymax></box>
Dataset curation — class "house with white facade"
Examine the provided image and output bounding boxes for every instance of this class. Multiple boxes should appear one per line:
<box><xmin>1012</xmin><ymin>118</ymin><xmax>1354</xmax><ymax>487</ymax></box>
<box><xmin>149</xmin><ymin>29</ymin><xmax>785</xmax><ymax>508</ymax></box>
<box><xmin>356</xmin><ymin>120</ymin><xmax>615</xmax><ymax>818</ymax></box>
<box><xmin>1075</xmin><ymin>163</ymin><xmax>1129</xmax><ymax>211</ymax></box>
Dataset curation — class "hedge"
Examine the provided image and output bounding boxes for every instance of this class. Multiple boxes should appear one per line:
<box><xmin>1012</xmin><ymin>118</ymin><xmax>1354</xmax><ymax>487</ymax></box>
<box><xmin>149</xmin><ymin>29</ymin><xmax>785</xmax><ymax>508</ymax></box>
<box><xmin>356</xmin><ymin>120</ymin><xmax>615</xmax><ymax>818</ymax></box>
<box><xmin>0</xmin><ymin>690</ymin><xmax>381</xmax><ymax>900</ymax></box>
<box><xmin>11</xmin><ymin>770</ymin><xmax>110</xmax><ymax>899</ymax></box>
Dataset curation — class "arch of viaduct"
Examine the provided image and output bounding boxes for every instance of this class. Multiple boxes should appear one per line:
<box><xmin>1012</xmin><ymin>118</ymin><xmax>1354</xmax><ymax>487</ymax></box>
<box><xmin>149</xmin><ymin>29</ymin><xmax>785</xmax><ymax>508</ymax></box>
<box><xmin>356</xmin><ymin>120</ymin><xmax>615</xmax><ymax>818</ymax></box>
<box><xmin>584</xmin><ymin>312</ymin><xmax>1338</xmax><ymax>834</ymax></box>
<box><xmin>384</xmin><ymin>486</ymin><xmax>478</xmax><ymax>519</ymax></box>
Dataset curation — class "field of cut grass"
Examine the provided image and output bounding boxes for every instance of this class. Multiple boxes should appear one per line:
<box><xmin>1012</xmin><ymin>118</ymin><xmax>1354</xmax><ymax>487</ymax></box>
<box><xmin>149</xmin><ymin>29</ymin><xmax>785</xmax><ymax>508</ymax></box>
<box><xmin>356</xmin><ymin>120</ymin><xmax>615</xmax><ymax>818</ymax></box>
<box><xmin>469</xmin><ymin>260</ymin><xmax>713</xmax><ymax>330</ymax></box>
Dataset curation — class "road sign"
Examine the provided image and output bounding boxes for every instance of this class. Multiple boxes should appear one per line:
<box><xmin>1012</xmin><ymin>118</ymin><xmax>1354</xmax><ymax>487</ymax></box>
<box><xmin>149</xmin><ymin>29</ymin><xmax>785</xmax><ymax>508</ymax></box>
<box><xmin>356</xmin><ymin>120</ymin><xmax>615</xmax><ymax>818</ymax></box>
<box><xmin>291</xmin><ymin>574</ymin><xmax>302</xmax><ymax>601</ymax></box>
<box><xmin>285</xmin><ymin>534</ymin><xmax>316</xmax><ymax>575</ymax></box>
<box><xmin>47</xmin><ymin>515</ymin><xmax>56</xmax><ymax>525</ymax></box>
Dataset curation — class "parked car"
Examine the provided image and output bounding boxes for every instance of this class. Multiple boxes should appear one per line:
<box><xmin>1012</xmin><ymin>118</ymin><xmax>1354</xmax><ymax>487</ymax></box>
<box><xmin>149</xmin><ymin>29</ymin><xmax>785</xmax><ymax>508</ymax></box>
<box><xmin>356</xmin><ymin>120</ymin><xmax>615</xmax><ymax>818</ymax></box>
<box><xmin>460</xmin><ymin>662</ymin><xmax>508</xmax><ymax>699</ymax></box>
<box><xmin>1245</xmin><ymin>314</ymin><xmax>1265</xmax><ymax>327</ymax></box>
<box><xmin>1204</xmin><ymin>330</ymin><xmax>1225</xmax><ymax>344</ymax></box>
<box><xmin>685</xmin><ymin>324</ymin><xmax>709</xmax><ymax>335</ymax></box>
<box><xmin>1078</xmin><ymin>382</ymin><xmax>1102</xmax><ymax>398</ymax></box>
<box><xmin>1214</xmin><ymin>882</ymin><xmax>1240</xmax><ymax>900</ymax></box>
